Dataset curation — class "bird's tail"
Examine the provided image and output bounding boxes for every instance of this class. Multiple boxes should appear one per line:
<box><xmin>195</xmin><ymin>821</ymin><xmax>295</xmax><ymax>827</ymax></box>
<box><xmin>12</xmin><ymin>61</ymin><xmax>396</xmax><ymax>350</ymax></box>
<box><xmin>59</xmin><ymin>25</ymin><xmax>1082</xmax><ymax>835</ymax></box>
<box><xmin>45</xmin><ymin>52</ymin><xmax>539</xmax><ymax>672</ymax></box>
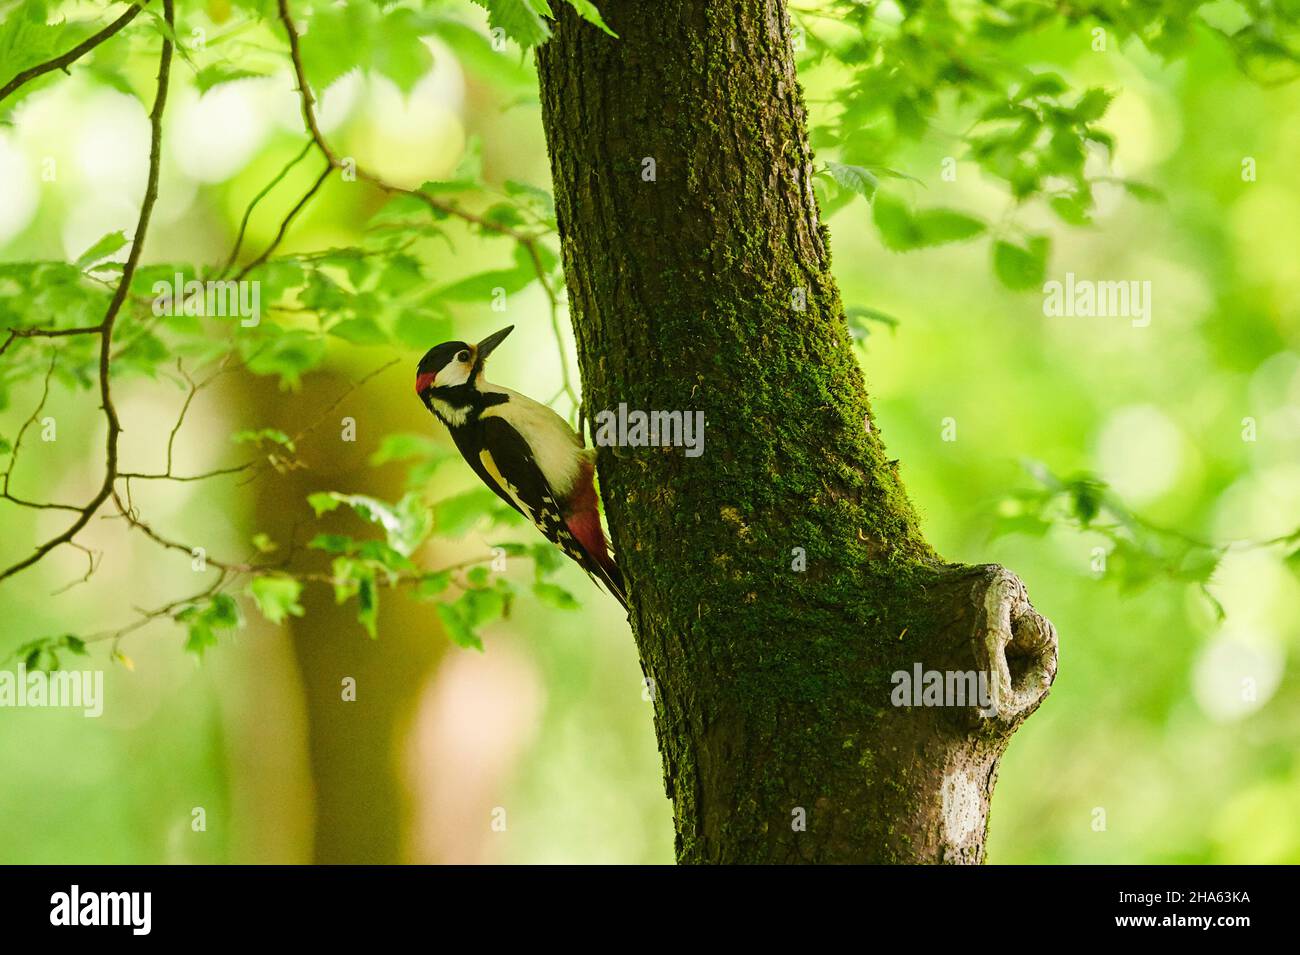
<box><xmin>595</xmin><ymin>551</ymin><xmax>628</xmax><ymax>612</ymax></box>
<box><xmin>564</xmin><ymin>508</ymin><xmax>628</xmax><ymax>612</ymax></box>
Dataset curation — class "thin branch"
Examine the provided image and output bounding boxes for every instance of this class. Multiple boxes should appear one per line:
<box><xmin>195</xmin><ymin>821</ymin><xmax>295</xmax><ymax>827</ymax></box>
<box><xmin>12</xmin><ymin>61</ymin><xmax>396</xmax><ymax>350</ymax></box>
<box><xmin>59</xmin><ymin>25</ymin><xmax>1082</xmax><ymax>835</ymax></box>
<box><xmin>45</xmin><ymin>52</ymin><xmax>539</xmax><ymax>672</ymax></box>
<box><xmin>118</xmin><ymin>464</ymin><xmax>252</xmax><ymax>482</ymax></box>
<box><xmin>293</xmin><ymin>357</ymin><xmax>400</xmax><ymax>445</ymax></box>
<box><xmin>218</xmin><ymin>138</ymin><xmax>315</xmax><ymax>278</ymax></box>
<box><xmin>0</xmin><ymin>324</ymin><xmax>103</xmax><ymax>359</ymax></box>
<box><xmin>0</xmin><ymin>0</ymin><xmax>175</xmax><ymax>584</ymax></box>
<box><xmin>108</xmin><ymin>487</ymin><xmax>261</xmax><ymax>574</ymax></box>
<box><xmin>232</xmin><ymin>158</ymin><xmax>333</xmax><ymax>281</ymax></box>
<box><xmin>238</xmin><ymin>357</ymin><xmax>400</xmax><ymax>485</ymax></box>
<box><xmin>1</xmin><ymin>349</ymin><xmax>82</xmax><ymax>512</ymax></box>
<box><xmin>0</xmin><ymin>1</ymin><xmax>149</xmax><ymax>106</ymax></box>
<box><xmin>50</xmin><ymin>542</ymin><xmax>102</xmax><ymax>596</ymax></box>
<box><xmin>84</xmin><ymin>569</ymin><xmax>230</xmax><ymax>649</ymax></box>
<box><xmin>3</xmin><ymin>349</ymin><xmax>55</xmax><ymax>497</ymax></box>
<box><xmin>81</xmin><ymin>549</ymin><xmax>501</xmax><ymax>651</ymax></box>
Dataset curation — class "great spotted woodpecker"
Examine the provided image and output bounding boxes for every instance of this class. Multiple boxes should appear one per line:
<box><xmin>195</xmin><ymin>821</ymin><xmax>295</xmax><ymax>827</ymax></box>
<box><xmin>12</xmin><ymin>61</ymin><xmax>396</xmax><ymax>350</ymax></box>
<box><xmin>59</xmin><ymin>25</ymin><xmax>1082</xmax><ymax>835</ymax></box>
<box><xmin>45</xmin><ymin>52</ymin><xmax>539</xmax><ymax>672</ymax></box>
<box><xmin>415</xmin><ymin>325</ymin><xmax>627</xmax><ymax>610</ymax></box>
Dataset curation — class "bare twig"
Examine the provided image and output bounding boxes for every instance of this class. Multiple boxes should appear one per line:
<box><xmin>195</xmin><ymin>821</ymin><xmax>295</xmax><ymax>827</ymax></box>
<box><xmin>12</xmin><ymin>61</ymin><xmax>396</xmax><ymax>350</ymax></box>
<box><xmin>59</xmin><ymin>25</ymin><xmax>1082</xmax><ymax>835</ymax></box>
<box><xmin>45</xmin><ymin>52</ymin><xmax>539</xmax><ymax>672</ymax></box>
<box><xmin>237</xmin><ymin>357</ymin><xmax>400</xmax><ymax>485</ymax></box>
<box><xmin>1</xmin><ymin>350</ymin><xmax>82</xmax><ymax>513</ymax></box>
<box><xmin>218</xmin><ymin>138</ymin><xmax>315</xmax><ymax>278</ymax></box>
<box><xmin>232</xmin><ymin>158</ymin><xmax>334</xmax><ymax>281</ymax></box>
<box><xmin>50</xmin><ymin>542</ymin><xmax>103</xmax><ymax>596</ymax></box>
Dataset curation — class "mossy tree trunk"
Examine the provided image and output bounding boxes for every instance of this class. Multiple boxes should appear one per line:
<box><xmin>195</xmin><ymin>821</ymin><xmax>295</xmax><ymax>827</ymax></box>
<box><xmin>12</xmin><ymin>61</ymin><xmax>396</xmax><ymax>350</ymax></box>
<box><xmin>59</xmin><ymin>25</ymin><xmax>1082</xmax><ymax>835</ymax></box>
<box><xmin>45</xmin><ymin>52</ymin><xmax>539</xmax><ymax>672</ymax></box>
<box><xmin>535</xmin><ymin>0</ymin><xmax>1058</xmax><ymax>864</ymax></box>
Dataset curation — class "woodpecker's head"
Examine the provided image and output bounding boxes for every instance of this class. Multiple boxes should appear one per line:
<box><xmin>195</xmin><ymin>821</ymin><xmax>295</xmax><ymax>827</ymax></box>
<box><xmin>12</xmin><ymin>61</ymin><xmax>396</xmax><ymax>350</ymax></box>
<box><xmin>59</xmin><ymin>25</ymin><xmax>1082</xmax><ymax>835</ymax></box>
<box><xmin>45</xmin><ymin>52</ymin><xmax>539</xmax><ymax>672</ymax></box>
<box><xmin>415</xmin><ymin>325</ymin><xmax>513</xmax><ymax>411</ymax></box>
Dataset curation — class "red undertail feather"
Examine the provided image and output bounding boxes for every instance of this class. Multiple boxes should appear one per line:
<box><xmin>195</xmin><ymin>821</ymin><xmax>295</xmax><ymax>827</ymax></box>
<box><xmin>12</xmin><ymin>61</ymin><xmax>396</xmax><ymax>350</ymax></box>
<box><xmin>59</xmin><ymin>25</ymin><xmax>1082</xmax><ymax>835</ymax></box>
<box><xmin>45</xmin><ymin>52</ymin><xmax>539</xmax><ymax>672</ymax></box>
<box><xmin>564</xmin><ymin>461</ymin><xmax>626</xmax><ymax>608</ymax></box>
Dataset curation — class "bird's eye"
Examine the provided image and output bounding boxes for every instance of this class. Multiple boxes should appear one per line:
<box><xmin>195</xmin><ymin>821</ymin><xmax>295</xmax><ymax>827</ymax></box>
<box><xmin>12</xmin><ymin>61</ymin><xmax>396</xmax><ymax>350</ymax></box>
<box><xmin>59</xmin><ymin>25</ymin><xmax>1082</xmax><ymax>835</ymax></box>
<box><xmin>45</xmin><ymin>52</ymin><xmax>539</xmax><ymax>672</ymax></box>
<box><xmin>457</xmin><ymin>349</ymin><xmax>471</xmax><ymax>363</ymax></box>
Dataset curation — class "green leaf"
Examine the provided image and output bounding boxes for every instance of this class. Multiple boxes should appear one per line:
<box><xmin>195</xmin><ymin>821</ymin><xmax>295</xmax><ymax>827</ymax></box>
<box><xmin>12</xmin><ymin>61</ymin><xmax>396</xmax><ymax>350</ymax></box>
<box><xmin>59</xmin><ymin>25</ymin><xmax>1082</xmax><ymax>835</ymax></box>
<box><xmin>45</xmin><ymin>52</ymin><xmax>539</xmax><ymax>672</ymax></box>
<box><xmin>233</xmin><ymin>428</ymin><xmax>296</xmax><ymax>453</ymax></box>
<box><xmin>913</xmin><ymin>209</ymin><xmax>986</xmax><ymax>245</ymax></box>
<box><xmin>246</xmin><ymin>576</ymin><xmax>305</xmax><ymax>625</ymax></box>
<box><xmin>1065</xmin><ymin>477</ymin><xmax>1108</xmax><ymax>526</ymax></box>
<box><xmin>393</xmin><ymin>309</ymin><xmax>453</xmax><ymax>350</ymax></box>
<box><xmin>175</xmin><ymin>594</ymin><xmax>243</xmax><ymax>658</ymax></box>
<box><xmin>356</xmin><ymin>570</ymin><xmax>378</xmax><ymax>638</ymax></box>
<box><xmin>434</xmin><ymin>486</ymin><xmax>506</xmax><ymax>536</ymax></box>
<box><xmin>194</xmin><ymin>65</ymin><xmax>264</xmax><ymax>93</ymax></box>
<box><xmin>824</xmin><ymin>161</ymin><xmax>878</xmax><ymax>201</ymax></box>
<box><xmin>242</xmin><ymin>330</ymin><xmax>326</xmax><ymax>388</ymax></box>
<box><xmin>426</xmin><ymin>17</ymin><xmax>534</xmax><ymax>90</ymax></box>
<box><xmin>565</xmin><ymin>0</ymin><xmax>616</xmax><ymax>36</ymax></box>
<box><xmin>1175</xmin><ymin>547</ymin><xmax>1223</xmax><ymax>585</ymax></box>
<box><xmin>309</xmin><ymin>491</ymin><xmax>432</xmax><ymax>556</ymax></box>
<box><xmin>75</xmin><ymin>231</ymin><xmax>128</xmax><ymax>270</ymax></box>
<box><xmin>435</xmin><ymin>263</ymin><xmax>536</xmax><ymax>302</ymax></box>
<box><xmin>436</xmin><ymin>600</ymin><xmax>483</xmax><ymax>650</ymax></box>
<box><xmin>435</xmin><ymin>582</ymin><xmax>511</xmax><ymax>648</ymax></box>
<box><xmin>845</xmin><ymin>305</ymin><xmax>900</xmax><ymax>341</ymax></box>
<box><xmin>1017</xmin><ymin>73</ymin><xmax>1068</xmax><ymax>99</ymax></box>
<box><xmin>1074</xmin><ymin>87</ymin><xmax>1114</xmax><ymax>122</ymax></box>
<box><xmin>1050</xmin><ymin>194</ymin><xmax>1092</xmax><ymax>226</ymax></box>
<box><xmin>308</xmin><ymin>533</ymin><xmax>354</xmax><ymax>553</ymax></box>
<box><xmin>308</xmin><ymin>492</ymin><xmax>343</xmax><ymax>516</ymax></box>
<box><xmin>992</xmin><ymin>237</ymin><xmax>1049</xmax><ymax>290</ymax></box>
<box><xmin>299</xmin><ymin>0</ymin><xmax>373</xmax><ymax>91</ymax></box>
<box><xmin>533</xmin><ymin>581</ymin><xmax>580</xmax><ymax>610</ymax></box>
<box><xmin>372</xmin><ymin>8</ymin><xmax>435</xmax><ymax>93</ymax></box>
<box><xmin>13</xmin><ymin>634</ymin><xmax>88</xmax><ymax>672</ymax></box>
<box><xmin>531</xmin><ymin>540</ymin><xmax>565</xmax><ymax>577</ymax></box>
<box><xmin>369</xmin><ymin>433</ymin><xmax>442</xmax><ymax>467</ymax></box>
<box><xmin>327</xmin><ymin>317</ymin><xmax>389</xmax><ymax>345</ymax></box>
<box><xmin>0</xmin><ymin>0</ymin><xmax>65</xmax><ymax>115</ymax></box>
<box><xmin>873</xmin><ymin>194</ymin><xmax>985</xmax><ymax>250</ymax></box>
<box><xmin>469</xmin><ymin>0</ymin><xmax>552</xmax><ymax>49</ymax></box>
<box><xmin>1284</xmin><ymin>547</ymin><xmax>1300</xmax><ymax>577</ymax></box>
<box><xmin>1117</xmin><ymin>180</ymin><xmax>1165</xmax><ymax>203</ymax></box>
<box><xmin>414</xmin><ymin>571</ymin><xmax>452</xmax><ymax>599</ymax></box>
<box><xmin>872</xmin><ymin>193</ymin><xmax>918</xmax><ymax>250</ymax></box>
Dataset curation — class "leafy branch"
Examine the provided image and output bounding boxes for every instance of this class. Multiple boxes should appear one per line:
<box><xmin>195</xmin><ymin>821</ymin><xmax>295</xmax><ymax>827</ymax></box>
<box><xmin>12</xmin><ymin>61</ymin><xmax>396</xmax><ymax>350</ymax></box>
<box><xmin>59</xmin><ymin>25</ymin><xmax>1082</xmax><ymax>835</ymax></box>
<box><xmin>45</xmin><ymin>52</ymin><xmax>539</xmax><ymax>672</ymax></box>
<box><xmin>0</xmin><ymin>0</ymin><xmax>174</xmax><ymax>583</ymax></box>
<box><xmin>0</xmin><ymin>0</ymin><xmax>149</xmax><ymax>106</ymax></box>
<box><xmin>273</xmin><ymin>0</ymin><xmax>579</xmax><ymax>414</ymax></box>
<box><xmin>994</xmin><ymin>461</ymin><xmax>1300</xmax><ymax>619</ymax></box>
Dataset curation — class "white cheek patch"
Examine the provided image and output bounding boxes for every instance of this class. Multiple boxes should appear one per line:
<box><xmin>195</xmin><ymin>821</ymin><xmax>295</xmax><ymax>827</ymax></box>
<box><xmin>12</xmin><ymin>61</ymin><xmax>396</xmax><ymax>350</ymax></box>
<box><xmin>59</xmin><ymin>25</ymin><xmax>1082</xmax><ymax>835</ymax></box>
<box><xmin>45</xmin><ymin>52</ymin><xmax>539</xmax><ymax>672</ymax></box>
<box><xmin>433</xmin><ymin>358</ymin><xmax>472</xmax><ymax>388</ymax></box>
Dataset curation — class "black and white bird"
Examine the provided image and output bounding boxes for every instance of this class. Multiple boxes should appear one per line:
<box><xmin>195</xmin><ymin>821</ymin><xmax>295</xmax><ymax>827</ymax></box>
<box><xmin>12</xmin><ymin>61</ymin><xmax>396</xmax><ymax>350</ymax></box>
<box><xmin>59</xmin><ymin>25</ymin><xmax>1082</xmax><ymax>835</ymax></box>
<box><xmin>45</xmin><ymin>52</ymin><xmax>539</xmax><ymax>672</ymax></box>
<box><xmin>415</xmin><ymin>325</ymin><xmax>627</xmax><ymax>610</ymax></box>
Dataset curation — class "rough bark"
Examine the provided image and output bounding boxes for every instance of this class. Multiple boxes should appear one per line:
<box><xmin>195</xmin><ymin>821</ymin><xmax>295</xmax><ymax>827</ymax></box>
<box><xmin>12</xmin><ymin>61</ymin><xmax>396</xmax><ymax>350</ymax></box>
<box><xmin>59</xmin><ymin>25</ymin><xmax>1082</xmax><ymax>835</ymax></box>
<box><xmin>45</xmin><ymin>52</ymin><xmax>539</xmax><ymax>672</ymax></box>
<box><xmin>535</xmin><ymin>0</ymin><xmax>1058</xmax><ymax>863</ymax></box>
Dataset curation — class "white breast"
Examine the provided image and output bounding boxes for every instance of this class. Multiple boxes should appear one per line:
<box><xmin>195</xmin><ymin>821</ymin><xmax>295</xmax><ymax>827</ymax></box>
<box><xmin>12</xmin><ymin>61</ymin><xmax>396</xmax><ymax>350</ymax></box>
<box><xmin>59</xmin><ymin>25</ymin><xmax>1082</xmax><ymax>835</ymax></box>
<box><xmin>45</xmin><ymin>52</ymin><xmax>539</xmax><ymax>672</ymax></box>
<box><xmin>480</xmin><ymin>382</ymin><xmax>587</xmax><ymax>495</ymax></box>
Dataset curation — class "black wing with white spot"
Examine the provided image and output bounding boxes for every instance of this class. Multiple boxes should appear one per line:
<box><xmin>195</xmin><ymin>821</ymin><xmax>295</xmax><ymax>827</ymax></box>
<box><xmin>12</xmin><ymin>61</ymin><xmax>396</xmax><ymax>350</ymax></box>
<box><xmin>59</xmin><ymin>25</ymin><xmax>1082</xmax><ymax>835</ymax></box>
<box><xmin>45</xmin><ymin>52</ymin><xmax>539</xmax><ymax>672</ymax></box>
<box><xmin>477</xmin><ymin>416</ymin><xmax>601</xmax><ymax>575</ymax></box>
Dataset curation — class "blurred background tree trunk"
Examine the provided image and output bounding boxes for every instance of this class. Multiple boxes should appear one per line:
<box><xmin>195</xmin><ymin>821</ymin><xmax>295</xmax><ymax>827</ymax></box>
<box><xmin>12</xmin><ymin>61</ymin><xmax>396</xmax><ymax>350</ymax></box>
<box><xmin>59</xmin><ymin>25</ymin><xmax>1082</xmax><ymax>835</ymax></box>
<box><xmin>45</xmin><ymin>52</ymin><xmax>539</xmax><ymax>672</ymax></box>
<box><xmin>535</xmin><ymin>0</ymin><xmax>1059</xmax><ymax>863</ymax></box>
<box><xmin>246</xmin><ymin>368</ymin><xmax>445</xmax><ymax>863</ymax></box>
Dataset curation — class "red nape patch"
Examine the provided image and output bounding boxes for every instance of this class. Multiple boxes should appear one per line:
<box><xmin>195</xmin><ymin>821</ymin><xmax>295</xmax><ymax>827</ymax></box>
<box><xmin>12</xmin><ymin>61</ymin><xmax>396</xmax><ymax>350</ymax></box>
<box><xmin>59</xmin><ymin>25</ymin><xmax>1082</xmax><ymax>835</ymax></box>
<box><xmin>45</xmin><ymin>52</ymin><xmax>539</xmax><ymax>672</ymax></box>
<box><xmin>415</xmin><ymin>372</ymin><xmax>436</xmax><ymax>395</ymax></box>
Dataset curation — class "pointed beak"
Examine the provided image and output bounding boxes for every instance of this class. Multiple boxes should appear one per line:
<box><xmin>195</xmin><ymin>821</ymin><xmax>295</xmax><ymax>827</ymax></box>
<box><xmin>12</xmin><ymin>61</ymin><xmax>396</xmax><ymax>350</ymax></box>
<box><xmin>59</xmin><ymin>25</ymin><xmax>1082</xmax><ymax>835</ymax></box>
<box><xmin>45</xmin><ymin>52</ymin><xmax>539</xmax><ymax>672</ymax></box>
<box><xmin>475</xmin><ymin>325</ymin><xmax>514</xmax><ymax>365</ymax></box>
